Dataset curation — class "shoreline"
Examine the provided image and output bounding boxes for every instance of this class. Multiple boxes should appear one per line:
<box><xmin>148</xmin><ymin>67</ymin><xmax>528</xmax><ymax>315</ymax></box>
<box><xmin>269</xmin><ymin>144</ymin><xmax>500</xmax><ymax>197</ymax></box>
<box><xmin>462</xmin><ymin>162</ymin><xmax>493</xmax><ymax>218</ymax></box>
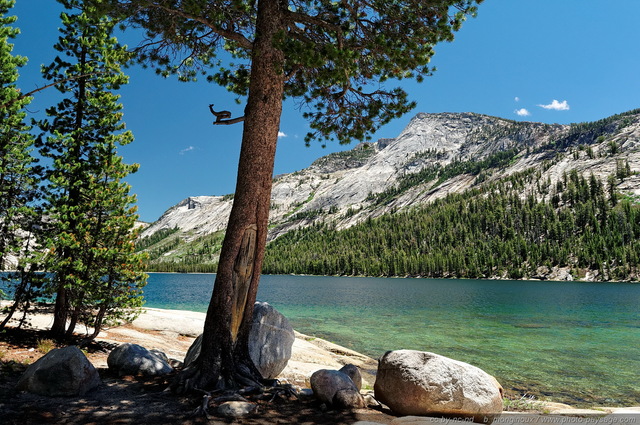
<box><xmin>0</xmin><ymin>302</ymin><xmax>379</xmax><ymax>389</ymax></box>
<box><xmin>2</xmin><ymin>302</ymin><xmax>639</xmax><ymax>416</ymax></box>
<box><xmin>141</xmin><ymin>271</ymin><xmax>640</xmax><ymax>283</ymax></box>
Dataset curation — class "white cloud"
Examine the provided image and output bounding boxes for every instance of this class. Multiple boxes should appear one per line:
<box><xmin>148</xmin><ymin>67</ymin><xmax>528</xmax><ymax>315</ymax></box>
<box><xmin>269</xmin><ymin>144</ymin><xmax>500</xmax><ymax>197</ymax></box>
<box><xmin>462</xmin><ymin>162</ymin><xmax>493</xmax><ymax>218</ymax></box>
<box><xmin>538</xmin><ymin>99</ymin><xmax>570</xmax><ymax>111</ymax></box>
<box><xmin>278</xmin><ymin>131</ymin><xmax>287</xmax><ymax>138</ymax></box>
<box><xmin>515</xmin><ymin>108</ymin><xmax>531</xmax><ymax>117</ymax></box>
<box><xmin>179</xmin><ymin>146</ymin><xmax>195</xmax><ymax>155</ymax></box>
<box><xmin>514</xmin><ymin>96</ymin><xmax>520</xmax><ymax>102</ymax></box>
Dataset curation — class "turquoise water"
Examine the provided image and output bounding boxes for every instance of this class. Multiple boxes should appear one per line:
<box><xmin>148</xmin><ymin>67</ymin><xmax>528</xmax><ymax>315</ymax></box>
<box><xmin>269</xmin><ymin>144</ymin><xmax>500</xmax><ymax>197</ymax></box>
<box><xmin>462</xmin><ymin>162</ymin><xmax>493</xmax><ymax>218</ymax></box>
<box><xmin>146</xmin><ymin>274</ymin><xmax>640</xmax><ymax>406</ymax></box>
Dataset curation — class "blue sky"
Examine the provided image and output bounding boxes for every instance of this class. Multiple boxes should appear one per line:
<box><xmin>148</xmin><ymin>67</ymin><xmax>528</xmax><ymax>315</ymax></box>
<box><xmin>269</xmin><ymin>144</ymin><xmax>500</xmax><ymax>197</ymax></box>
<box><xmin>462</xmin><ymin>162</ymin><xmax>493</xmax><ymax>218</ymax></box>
<box><xmin>8</xmin><ymin>1</ymin><xmax>640</xmax><ymax>222</ymax></box>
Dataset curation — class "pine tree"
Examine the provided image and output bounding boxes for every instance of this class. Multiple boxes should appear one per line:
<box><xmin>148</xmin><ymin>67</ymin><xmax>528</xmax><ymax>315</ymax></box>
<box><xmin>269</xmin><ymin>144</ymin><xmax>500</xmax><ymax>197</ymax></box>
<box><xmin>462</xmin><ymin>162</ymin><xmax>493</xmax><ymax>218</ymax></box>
<box><xmin>0</xmin><ymin>0</ymin><xmax>37</xmax><ymax>268</ymax></box>
<box><xmin>0</xmin><ymin>0</ymin><xmax>45</xmax><ymax>324</ymax></box>
<box><xmin>99</xmin><ymin>0</ymin><xmax>481</xmax><ymax>392</ymax></box>
<box><xmin>37</xmin><ymin>0</ymin><xmax>147</xmax><ymax>339</ymax></box>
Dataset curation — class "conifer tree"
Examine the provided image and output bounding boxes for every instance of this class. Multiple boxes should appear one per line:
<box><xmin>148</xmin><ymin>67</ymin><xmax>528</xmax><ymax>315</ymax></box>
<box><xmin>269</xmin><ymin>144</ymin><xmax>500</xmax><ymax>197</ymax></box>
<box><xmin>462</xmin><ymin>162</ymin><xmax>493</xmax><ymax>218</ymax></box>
<box><xmin>0</xmin><ymin>0</ymin><xmax>36</xmax><ymax>268</ymax></box>
<box><xmin>98</xmin><ymin>0</ymin><xmax>481</xmax><ymax>392</ymax></box>
<box><xmin>37</xmin><ymin>0</ymin><xmax>147</xmax><ymax>339</ymax></box>
<box><xmin>0</xmin><ymin>0</ymin><xmax>44</xmax><ymax>321</ymax></box>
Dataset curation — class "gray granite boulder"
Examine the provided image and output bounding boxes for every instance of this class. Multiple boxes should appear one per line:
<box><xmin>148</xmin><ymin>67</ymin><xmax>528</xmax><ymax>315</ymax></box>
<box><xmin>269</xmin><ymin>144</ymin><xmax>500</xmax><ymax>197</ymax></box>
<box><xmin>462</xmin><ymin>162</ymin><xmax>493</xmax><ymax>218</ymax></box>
<box><xmin>16</xmin><ymin>346</ymin><xmax>101</xmax><ymax>396</ymax></box>
<box><xmin>339</xmin><ymin>363</ymin><xmax>362</xmax><ymax>391</ymax></box>
<box><xmin>310</xmin><ymin>368</ymin><xmax>365</xmax><ymax>409</ymax></box>
<box><xmin>374</xmin><ymin>350</ymin><xmax>503</xmax><ymax>423</ymax></box>
<box><xmin>107</xmin><ymin>343</ymin><xmax>173</xmax><ymax>376</ymax></box>
<box><xmin>184</xmin><ymin>301</ymin><xmax>295</xmax><ymax>379</ymax></box>
<box><xmin>248</xmin><ymin>301</ymin><xmax>295</xmax><ymax>379</ymax></box>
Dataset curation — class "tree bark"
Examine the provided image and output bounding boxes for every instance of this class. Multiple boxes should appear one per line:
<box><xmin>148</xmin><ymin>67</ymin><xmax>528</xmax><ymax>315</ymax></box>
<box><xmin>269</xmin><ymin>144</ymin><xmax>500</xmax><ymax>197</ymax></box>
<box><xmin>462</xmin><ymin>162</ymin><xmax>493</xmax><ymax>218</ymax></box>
<box><xmin>172</xmin><ymin>0</ymin><xmax>286</xmax><ymax>393</ymax></box>
<box><xmin>50</xmin><ymin>286</ymin><xmax>68</xmax><ymax>336</ymax></box>
<box><xmin>65</xmin><ymin>291</ymin><xmax>85</xmax><ymax>338</ymax></box>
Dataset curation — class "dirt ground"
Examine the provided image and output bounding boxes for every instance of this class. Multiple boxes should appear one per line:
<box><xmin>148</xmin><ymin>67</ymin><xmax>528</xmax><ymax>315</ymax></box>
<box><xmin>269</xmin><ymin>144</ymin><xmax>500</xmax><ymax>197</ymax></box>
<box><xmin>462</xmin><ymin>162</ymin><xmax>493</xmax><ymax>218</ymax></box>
<box><xmin>0</xmin><ymin>327</ymin><xmax>396</xmax><ymax>425</ymax></box>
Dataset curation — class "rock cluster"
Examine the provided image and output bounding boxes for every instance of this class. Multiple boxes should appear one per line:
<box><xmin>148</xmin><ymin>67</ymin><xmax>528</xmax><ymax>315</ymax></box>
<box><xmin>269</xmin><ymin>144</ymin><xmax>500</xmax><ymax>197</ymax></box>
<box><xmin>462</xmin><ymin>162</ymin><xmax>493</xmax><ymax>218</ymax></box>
<box><xmin>13</xmin><ymin>304</ymin><xmax>506</xmax><ymax>425</ymax></box>
<box><xmin>307</xmin><ymin>349</ymin><xmax>503</xmax><ymax>423</ymax></box>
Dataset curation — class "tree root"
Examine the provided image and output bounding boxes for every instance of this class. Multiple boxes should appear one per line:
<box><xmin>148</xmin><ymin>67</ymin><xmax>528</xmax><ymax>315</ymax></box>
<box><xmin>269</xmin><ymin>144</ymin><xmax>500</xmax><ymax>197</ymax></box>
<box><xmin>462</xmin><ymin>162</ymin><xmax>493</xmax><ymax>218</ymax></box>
<box><xmin>190</xmin><ymin>389</ymin><xmax>212</xmax><ymax>419</ymax></box>
<box><xmin>169</xmin><ymin>351</ymin><xmax>302</xmax><ymax>420</ymax></box>
<box><xmin>170</xmin><ymin>363</ymin><xmax>208</xmax><ymax>395</ymax></box>
<box><xmin>170</xmin><ymin>356</ymin><xmax>265</xmax><ymax>414</ymax></box>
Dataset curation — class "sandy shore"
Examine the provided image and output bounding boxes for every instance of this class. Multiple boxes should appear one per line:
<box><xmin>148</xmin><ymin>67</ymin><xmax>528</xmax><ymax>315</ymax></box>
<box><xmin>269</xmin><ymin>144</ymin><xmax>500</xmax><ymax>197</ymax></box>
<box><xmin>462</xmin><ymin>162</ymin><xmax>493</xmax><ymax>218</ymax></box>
<box><xmin>2</xmin><ymin>302</ymin><xmax>639</xmax><ymax>419</ymax></box>
<box><xmin>0</xmin><ymin>303</ymin><xmax>379</xmax><ymax>388</ymax></box>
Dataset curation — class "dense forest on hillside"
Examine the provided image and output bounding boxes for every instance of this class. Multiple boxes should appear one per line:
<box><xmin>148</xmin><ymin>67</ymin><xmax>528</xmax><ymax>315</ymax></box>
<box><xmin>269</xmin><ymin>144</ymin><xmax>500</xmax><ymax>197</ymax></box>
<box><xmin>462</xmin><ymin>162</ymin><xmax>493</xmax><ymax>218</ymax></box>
<box><xmin>138</xmin><ymin>109</ymin><xmax>640</xmax><ymax>279</ymax></box>
<box><xmin>136</xmin><ymin>228</ymin><xmax>223</xmax><ymax>273</ymax></box>
<box><xmin>263</xmin><ymin>167</ymin><xmax>640</xmax><ymax>280</ymax></box>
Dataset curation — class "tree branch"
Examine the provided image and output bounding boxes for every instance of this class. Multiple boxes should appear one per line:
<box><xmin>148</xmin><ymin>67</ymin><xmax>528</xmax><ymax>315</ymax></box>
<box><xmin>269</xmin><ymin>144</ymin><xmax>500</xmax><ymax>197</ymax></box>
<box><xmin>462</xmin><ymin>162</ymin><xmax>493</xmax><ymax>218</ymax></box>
<box><xmin>148</xmin><ymin>4</ymin><xmax>253</xmax><ymax>50</ymax></box>
<box><xmin>0</xmin><ymin>72</ymin><xmax>104</xmax><ymax>110</ymax></box>
<box><xmin>285</xmin><ymin>64</ymin><xmax>302</xmax><ymax>82</ymax></box>
<box><xmin>213</xmin><ymin>116</ymin><xmax>245</xmax><ymax>125</ymax></box>
<box><xmin>284</xmin><ymin>10</ymin><xmax>344</xmax><ymax>48</ymax></box>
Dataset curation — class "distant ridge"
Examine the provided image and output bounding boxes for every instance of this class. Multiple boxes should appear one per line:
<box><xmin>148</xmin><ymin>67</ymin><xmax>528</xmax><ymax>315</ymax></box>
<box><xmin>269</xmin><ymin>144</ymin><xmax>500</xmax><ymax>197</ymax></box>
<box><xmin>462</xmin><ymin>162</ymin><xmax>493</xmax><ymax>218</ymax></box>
<box><xmin>137</xmin><ymin>109</ymin><xmax>640</xmax><ymax>280</ymax></box>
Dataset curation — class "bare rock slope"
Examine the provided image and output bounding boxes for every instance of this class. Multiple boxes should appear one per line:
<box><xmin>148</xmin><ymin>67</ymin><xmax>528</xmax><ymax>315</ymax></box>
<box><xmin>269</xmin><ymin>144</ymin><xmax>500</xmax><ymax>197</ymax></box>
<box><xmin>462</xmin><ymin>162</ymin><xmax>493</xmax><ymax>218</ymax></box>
<box><xmin>139</xmin><ymin>110</ymin><xmax>640</xmax><ymax>265</ymax></box>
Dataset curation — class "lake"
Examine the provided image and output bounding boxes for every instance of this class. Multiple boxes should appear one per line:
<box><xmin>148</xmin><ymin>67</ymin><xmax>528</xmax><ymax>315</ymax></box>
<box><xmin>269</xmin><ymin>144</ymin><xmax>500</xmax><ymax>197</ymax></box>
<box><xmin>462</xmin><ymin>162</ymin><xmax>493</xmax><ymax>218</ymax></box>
<box><xmin>143</xmin><ymin>273</ymin><xmax>640</xmax><ymax>407</ymax></box>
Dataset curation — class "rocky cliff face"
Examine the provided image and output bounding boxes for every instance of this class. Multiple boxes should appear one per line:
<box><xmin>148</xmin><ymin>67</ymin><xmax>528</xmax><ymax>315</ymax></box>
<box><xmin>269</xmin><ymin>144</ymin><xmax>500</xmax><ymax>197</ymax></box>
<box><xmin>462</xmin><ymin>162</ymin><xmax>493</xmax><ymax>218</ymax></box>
<box><xmin>139</xmin><ymin>110</ymin><xmax>640</xmax><ymax>264</ymax></box>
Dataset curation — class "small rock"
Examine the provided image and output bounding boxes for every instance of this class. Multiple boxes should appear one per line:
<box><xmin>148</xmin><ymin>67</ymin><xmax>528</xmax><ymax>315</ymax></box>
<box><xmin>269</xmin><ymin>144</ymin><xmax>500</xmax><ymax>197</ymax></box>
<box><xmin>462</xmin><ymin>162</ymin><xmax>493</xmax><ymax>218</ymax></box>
<box><xmin>217</xmin><ymin>401</ymin><xmax>257</xmax><ymax>418</ymax></box>
<box><xmin>362</xmin><ymin>391</ymin><xmax>380</xmax><ymax>407</ymax></box>
<box><xmin>335</xmin><ymin>387</ymin><xmax>366</xmax><ymax>409</ymax></box>
<box><xmin>107</xmin><ymin>343</ymin><xmax>173</xmax><ymax>376</ymax></box>
<box><xmin>298</xmin><ymin>388</ymin><xmax>315</xmax><ymax>398</ymax></box>
<box><xmin>17</xmin><ymin>346</ymin><xmax>101</xmax><ymax>396</ymax></box>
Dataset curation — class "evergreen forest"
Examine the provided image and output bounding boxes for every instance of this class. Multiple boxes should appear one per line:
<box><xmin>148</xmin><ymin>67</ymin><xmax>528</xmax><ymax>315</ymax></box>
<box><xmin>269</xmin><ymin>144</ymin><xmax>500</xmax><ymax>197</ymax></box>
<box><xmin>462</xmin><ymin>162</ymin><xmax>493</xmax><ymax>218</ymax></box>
<box><xmin>263</xmin><ymin>167</ymin><xmax>639</xmax><ymax>280</ymax></box>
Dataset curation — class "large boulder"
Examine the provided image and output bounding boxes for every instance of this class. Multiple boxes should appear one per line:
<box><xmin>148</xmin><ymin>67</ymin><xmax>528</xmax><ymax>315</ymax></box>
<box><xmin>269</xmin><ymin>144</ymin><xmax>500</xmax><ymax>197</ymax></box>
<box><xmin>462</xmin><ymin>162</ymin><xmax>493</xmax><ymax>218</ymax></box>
<box><xmin>310</xmin><ymin>367</ymin><xmax>365</xmax><ymax>409</ymax></box>
<box><xmin>374</xmin><ymin>350</ymin><xmax>503</xmax><ymax>423</ymax></box>
<box><xmin>184</xmin><ymin>301</ymin><xmax>295</xmax><ymax>379</ymax></box>
<box><xmin>107</xmin><ymin>343</ymin><xmax>173</xmax><ymax>376</ymax></box>
<box><xmin>248</xmin><ymin>301</ymin><xmax>296</xmax><ymax>378</ymax></box>
<box><xmin>16</xmin><ymin>346</ymin><xmax>101</xmax><ymax>396</ymax></box>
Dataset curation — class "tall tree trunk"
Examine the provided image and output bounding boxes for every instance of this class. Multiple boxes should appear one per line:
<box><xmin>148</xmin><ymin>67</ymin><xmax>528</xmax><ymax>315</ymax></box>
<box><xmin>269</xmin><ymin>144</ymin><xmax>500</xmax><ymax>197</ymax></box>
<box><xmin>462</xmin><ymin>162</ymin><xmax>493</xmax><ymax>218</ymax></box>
<box><xmin>50</xmin><ymin>286</ymin><xmax>68</xmax><ymax>336</ymax></box>
<box><xmin>0</xmin><ymin>270</ymin><xmax>26</xmax><ymax>330</ymax></box>
<box><xmin>65</xmin><ymin>291</ymin><xmax>85</xmax><ymax>337</ymax></box>
<box><xmin>172</xmin><ymin>0</ymin><xmax>286</xmax><ymax>393</ymax></box>
<box><xmin>50</xmin><ymin>43</ymin><xmax>88</xmax><ymax>339</ymax></box>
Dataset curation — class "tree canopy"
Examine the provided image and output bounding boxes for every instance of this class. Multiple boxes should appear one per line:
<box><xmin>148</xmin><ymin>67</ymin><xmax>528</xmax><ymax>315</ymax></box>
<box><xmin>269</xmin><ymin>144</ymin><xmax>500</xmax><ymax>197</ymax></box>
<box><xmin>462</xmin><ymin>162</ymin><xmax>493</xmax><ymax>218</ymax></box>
<box><xmin>96</xmin><ymin>0</ymin><xmax>482</xmax><ymax>394</ymax></box>
<box><xmin>99</xmin><ymin>0</ymin><xmax>480</xmax><ymax>144</ymax></box>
